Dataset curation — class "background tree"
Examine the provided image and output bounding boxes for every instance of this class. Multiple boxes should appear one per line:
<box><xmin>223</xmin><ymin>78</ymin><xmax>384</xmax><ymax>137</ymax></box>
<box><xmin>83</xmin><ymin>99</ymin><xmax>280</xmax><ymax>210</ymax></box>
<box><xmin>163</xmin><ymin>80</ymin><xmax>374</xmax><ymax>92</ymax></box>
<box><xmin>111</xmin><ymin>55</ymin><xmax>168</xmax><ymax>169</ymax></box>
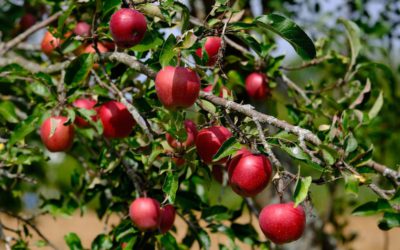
<box><xmin>0</xmin><ymin>0</ymin><xmax>399</xmax><ymax>249</ymax></box>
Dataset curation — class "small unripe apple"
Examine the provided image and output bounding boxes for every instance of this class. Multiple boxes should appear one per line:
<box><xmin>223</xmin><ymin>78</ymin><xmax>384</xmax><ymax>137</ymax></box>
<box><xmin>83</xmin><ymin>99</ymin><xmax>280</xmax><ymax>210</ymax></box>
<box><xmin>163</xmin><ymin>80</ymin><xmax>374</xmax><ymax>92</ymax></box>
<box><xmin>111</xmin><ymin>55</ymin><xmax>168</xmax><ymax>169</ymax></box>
<box><xmin>40</xmin><ymin>116</ymin><xmax>74</xmax><ymax>152</ymax></box>
<box><xmin>41</xmin><ymin>31</ymin><xmax>60</xmax><ymax>55</ymax></box>
<box><xmin>72</xmin><ymin>98</ymin><xmax>97</xmax><ymax>127</ymax></box>
<box><xmin>166</xmin><ymin>120</ymin><xmax>197</xmax><ymax>150</ymax></box>
<box><xmin>159</xmin><ymin>204</ymin><xmax>176</xmax><ymax>233</ymax></box>
<box><xmin>98</xmin><ymin>101</ymin><xmax>135</xmax><ymax>138</ymax></box>
<box><xmin>73</xmin><ymin>22</ymin><xmax>91</xmax><ymax>37</ymax></box>
<box><xmin>155</xmin><ymin>66</ymin><xmax>201</xmax><ymax>109</ymax></box>
<box><xmin>20</xmin><ymin>13</ymin><xmax>36</xmax><ymax>30</ymax></box>
<box><xmin>259</xmin><ymin>202</ymin><xmax>306</xmax><ymax>244</ymax></box>
<box><xmin>110</xmin><ymin>8</ymin><xmax>147</xmax><ymax>48</ymax></box>
<box><xmin>196</xmin><ymin>36</ymin><xmax>222</xmax><ymax>65</ymax></box>
<box><xmin>195</xmin><ymin>126</ymin><xmax>232</xmax><ymax>164</ymax></box>
<box><xmin>245</xmin><ymin>72</ymin><xmax>269</xmax><ymax>100</ymax></box>
<box><xmin>228</xmin><ymin>153</ymin><xmax>272</xmax><ymax>197</ymax></box>
<box><xmin>129</xmin><ymin>198</ymin><xmax>160</xmax><ymax>231</ymax></box>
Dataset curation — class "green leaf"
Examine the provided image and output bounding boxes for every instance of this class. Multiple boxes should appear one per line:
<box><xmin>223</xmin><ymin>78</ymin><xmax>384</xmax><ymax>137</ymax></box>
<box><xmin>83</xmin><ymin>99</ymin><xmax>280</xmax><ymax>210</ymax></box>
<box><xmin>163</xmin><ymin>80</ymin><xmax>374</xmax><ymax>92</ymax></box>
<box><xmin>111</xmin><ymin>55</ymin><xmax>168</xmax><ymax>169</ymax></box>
<box><xmin>344</xmin><ymin>174</ymin><xmax>359</xmax><ymax>197</ymax></box>
<box><xmin>255</xmin><ymin>14</ymin><xmax>316</xmax><ymax>60</ymax></box>
<box><xmin>91</xmin><ymin>234</ymin><xmax>113</xmax><ymax>250</ymax></box>
<box><xmin>65</xmin><ymin>54</ymin><xmax>94</xmax><ymax>87</ymax></box>
<box><xmin>57</xmin><ymin>5</ymin><xmax>75</xmax><ymax>35</ymax></box>
<box><xmin>8</xmin><ymin>115</ymin><xmax>39</xmax><ymax>147</ymax></box>
<box><xmin>102</xmin><ymin>0</ymin><xmax>120</xmax><ymax>18</ymax></box>
<box><xmin>368</xmin><ymin>91</ymin><xmax>384</xmax><ymax>119</ymax></box>
<box><xmin>280</xmin><ymin>144</ymin><xmax>310</xmax><ymax>161</ymax></box>
<box><xmin>293</xmin><ymin>176</ymin><xmax>312</xmax><ymax>206</ymax></box>
<box><xmin>178</xmin><ymin>30</ymin><xmax>197</xmax><ymax>49</ymax></box>
<box><xmin>158</xmin><ymin>233</ymin><xmax>179</xmax><ymax>250</ymax></box>
<box><xmin>64</xmin><ymin>233</ymin><xmax>83</xmax><ymax>250</ymax></box>
<box><xmin>163</xmin><ymin>172</ymin><xmax>179</xmax><ymax>203</ymax></box>
<box><xmin>132</xmin><ymin>31</ymin><xmax>163</xmax><ymax>52</ymax></box>
<box><xmin>378</xmin><ymin>213</ymin><xmax>400</xmax><ymax>230</ymax></box>
<box><xmin>352</xmin><ymin>199</ymin><xmax>393</xmax><ymax>216</ymax></box>
<box><xmin>233</xmin><ymin>32</ymin><xmax>263</xmax><ymax>57</ymax></box>
<box><xmin>174</xmin><ymin>2</ymin><xmax>190</xmax><ymax>32</ymax></box>
<box><xmin>0</xmin><ymin>101</ymin><xmax>19</xmax><ymax>123</ymax></box>
<box><xmin>197</xmin><ymin>229</ymin><xmax>211</xmax><ymax>250</ymax></box>
<box><xmin>201</xmin><ymin>205</ymin><xmax>230</xmax><ymax>221</ymax></box>
<box><xmin>212</xmin><ymin>137</ymin><xmax>242</xmax><ymax>162</ymax></box>
<box><xmin>345</xmin><ymin>133</ymin><xmax>358</xmax><ymax>153</ymax></box>
<box><xmin>159</xmin><ymin>35</ymin><xmax>177</xmax><ymax>67</ymax></box>
<box><xmin>339</xmin><ymin>19</ymin><xmax>361</xmax><ymax>68</ymax></box>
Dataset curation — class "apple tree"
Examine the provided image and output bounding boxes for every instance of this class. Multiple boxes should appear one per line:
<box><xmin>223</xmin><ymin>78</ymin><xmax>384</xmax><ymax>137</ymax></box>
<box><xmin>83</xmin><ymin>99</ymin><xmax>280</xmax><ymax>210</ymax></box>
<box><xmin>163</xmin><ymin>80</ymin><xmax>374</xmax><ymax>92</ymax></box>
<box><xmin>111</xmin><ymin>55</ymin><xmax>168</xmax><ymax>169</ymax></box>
<box><xmin>0</xmin><ymin>0</ymin><xmax>399</xmax><ymax>249</ymax></box>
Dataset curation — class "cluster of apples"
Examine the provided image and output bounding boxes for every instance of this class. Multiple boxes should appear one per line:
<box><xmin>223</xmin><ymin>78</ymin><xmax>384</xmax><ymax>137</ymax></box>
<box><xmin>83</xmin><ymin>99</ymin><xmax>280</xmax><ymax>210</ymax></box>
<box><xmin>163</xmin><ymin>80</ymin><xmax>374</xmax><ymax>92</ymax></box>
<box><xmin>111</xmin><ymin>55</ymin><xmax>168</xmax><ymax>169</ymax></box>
<box><xmin>166</xmin><ymin>120</ymin><xmax>306</xmax><ymax>244</ymax></box>
<box><xmin>38</xmin><ymin>6</ymin><xmax>304</xmax><ymax>245</ymax></box>
<box><xmin>129</xmin><ymin>198</ymin><xmax>176</xmax><ymax>233</ymax></box>
<box><xmin>40</xmin><ymin>20</ymin><xmax>110</xmax><ymax>56</ymax></box>
<box><xmin>40</xmin><ymin>99</ymin><xmax>135</xmax><ymax>152</ymax></box>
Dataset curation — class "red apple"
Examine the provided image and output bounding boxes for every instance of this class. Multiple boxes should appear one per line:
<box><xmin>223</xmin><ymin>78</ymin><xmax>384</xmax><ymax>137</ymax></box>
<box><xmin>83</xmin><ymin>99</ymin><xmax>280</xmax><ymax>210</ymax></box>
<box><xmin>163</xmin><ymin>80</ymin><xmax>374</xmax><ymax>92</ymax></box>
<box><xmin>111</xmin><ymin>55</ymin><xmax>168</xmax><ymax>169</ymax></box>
<box><xmin>41</xmin><ymin>31</ymin><xmax>60</xmax><ymax>55</ymax></box>
<box><xmin>259</xmin><ymin>202</ymin><xmax>306</xmax><ymax>244</ymax></box>
<box><xmin>173</xmin><ymin>156</ymin><xmax>185</xmax><ymax>167</ymax></box>
<box><xmin>155</xmin><ymin>66</ymin><xmax>201</xmax><ymax>109</ymax></box>
<box><xmin>159</xmin><ymin>204</ymin><xmax>176</xmax><ymax>233</ymax></box>
<box><xmin>110</xmin><ymin>8</ymin><xmax>147</xmax><ymax>48</ymax></box>
<box><xmin>129</xmin><ymin>198</ymin><xmax>160</xmax><ymax>231</ymax></box>
<box><xmin>40</xmin><ymin>116</ymin><xmax>74</xmax><ymax>152</ymax></box>
<box><xmin>82</xmin><ymin>43</ymin><xmax>108</xmax><ymax>54</ymax></box>
<box><xmin>72</xmin><ymin>98</ymin><xmax>97</xmax><ymax>127</ymax></box>
<box><xmin>245</xmin><ymin>72</ymin><xmax>269</xmax><ymax>100</ymax></box>
<box><xmin>212</xmin><ymin>165</ymin><xmax>224</xmax><ymax>183</ymax></box>
<box><xmin>196</xmin><ymin>36</ymin><xmax>222</xmax><ymax>65</ymax></box>
<box><xmin>98</xmin><ymin>101</ymin><xmax>136</xmax><ymax>138</ymax></box>
<box><xmin>228</xmin><ymin>153</ymin><xmax>272</xmax><ymax>197</ymax></box>
<box><xmin>74</xmin><ymin>22</ymin><xmax>91</xmax><ymax>37</ymax></box>
<box><xmin>166</xmin><ymin>120</ymin><xmax>197</xmax><ymax>150</ymax></box>
<box><xmin>195</xmin><ymin>126</ymin><xmax>232</xmax><ymax>164</ymax></box>
<box><xmin>20</xmin><ymin>13</ymin><xmax>36</xmax><ymax>30</ymax></box>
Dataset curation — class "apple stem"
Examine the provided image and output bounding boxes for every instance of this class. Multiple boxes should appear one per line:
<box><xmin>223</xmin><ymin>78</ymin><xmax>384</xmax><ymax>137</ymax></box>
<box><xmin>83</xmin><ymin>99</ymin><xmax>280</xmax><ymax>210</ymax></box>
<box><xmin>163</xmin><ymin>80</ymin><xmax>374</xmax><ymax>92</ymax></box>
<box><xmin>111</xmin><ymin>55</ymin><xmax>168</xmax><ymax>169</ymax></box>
<box><xmin>176</xmin><ymin>50</ymin><xmax>182</xmax><ymax>67</ymax></box>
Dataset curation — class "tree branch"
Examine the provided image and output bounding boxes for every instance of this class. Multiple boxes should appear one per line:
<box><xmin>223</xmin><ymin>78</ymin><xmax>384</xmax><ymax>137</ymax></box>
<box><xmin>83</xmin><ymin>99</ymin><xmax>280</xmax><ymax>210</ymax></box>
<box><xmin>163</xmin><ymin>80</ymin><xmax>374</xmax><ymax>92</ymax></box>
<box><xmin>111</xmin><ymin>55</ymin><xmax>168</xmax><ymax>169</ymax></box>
<box><xmin>0</xmin><ymin>12</ymin><xmax>62</xmax><ymax>55</ymax></box>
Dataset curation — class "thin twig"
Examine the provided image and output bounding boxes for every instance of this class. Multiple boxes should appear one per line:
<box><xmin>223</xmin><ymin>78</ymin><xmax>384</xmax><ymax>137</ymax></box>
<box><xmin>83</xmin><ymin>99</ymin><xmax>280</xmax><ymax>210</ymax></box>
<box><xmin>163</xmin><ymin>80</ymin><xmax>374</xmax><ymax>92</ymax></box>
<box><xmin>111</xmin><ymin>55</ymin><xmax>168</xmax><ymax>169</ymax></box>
<box><xmin>253</xmin><ymin>119</ymin><xmax>282</xmax><ymax>169</ymax></box>
<box><xmin>0</xmin><ymin>210</ymin><xmax>59</xmax><ymax>250</ymax></box>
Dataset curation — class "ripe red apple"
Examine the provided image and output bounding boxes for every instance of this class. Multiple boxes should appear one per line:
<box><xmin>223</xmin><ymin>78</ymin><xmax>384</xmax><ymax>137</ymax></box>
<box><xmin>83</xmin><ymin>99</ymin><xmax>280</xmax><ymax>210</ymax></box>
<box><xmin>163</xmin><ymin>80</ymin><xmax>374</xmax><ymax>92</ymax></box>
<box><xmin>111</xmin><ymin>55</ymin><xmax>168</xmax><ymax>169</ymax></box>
<box><xmin>259</xmin><ymin>202</ymin><xmax>306</xmax><ymax>244</ymax></box>
<box><xmin>129</xmin><ymin>198</ymin><xmax>160</xmax><ymax>231</ymax></box>
<box><xmin>41</xmin><ymin>31</ymin><xmax>60</xmax><ymax>55</ymax></box>
<box><xmin>196</xmin><ymin>36</ymin><xmax>222</xmax><ymax>65</ymax></box>
<box><xmin>73</xmin><ymin>22</ymin><xmax>91</xmax><ymax>37</ymax></box>
<box><xmin>166</xmin><ymin>120</ymin><xmax>197</xmax><ymax>150</ymax></box>
<box><xmin>110</xmin><ymin>8</ymin><xmax>147</xmax><ymax>48</ymax></box>
<box><xmin>98</xmin><ymin>101</ymin><xmax>135</xmax><ymax>138</ymax></box>
<box><xmin>159</xmin><ymin>204</ymin><xmax>176</xmax><ymax>233</ymax></box>
<box><xmin>155</xmin><ymin>66</ymin><xmax>201</xmax><ymax>109</ymax></box>
<box><xmin>20</xmin><ymin>13</ymin><xmax>36</xmax><ymax>30</ymax></box>
<box><xmin>245</xmin><ymin>72</ymin><xmax>269</xmax><ymax>100</ymax></box>
<box><xmin>72</xmin><ymin>98</ymin><xmax>97</xmax><ymax>128</ymax></box>
<box><xmin>40</xmin><ymin>116</ymin><xmax>74</xmax><ymax>152</ymax></box>
<box><xmin>195</xmin><ymin>126</ymin><xmax>232</xmax><ymax>164</ymax></box>
<box><xmin>228</xmin><ymin>153</ymin><xmax>272</xmax><ymax>197</ymax></box>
